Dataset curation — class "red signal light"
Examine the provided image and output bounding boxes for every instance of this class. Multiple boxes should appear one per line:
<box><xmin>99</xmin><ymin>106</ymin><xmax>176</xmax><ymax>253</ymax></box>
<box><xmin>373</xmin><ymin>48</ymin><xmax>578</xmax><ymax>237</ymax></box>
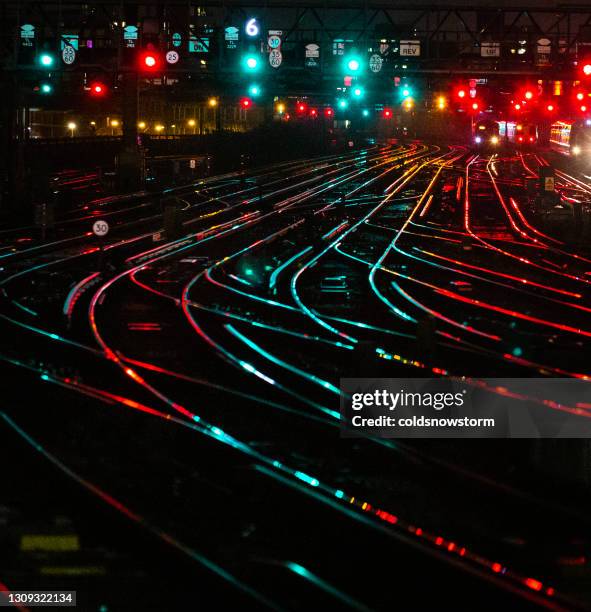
<box><xmin>89</xmin><ymin>81</ymin><xmax>106</xmax><ymax>96</ymax></box>
<box><xmin>577</xmin><ymin>92</ymin><xmax>585</xmax><ymax>101</ymax></box>
<box><xmin>546</xmin><ymin>104</ymin><xmax>554</xmax><ymax>112</ymax></box>
<box><xmin>325</xmin><ymin>108</ymin><xmax>333</xmax><ymax>117</ymax></box>
<box><xmin>514</xmin><ymin>103</ymin><xmax>521</xmax><ymax>110</ymax></box>
<box><xmin>310</xmin><ymin>109</ymin><xmax>318</xmax><ymax>117</ymax></box>
<box><xmin>297</xmin><ymin>102</ymin><xmax>307</xmax><ymax>113</ymax></box>
<box><xmin>583</xmin><ymin>64</ymin><xmax>591</xmax><ymax>76</ymax></box>
<box><xmin>471</xmin><ymin>102</ymin><xmax>479</xmax><ymax>111</ymax></box>
<box><xmin>140</xmin><ymin>51</ymin><xmax>160</xmax><ymax>71</ymax></box>
<box><xmin>241</xmin><ymin>97</ymin><xmax>252</xmax><ymax>109</ymax></box>
<box><xmin>524</xmin><ymin>90</ymin><xmax>534</xmax><ymax>100</ymax></box>
<box><xmin>457</xmin><ymin>89</ymin><xmax>466</xmax><ymax>99</ymax></box>
<box><xmin>581</xmin><ymin>105</ymin><xmax>588</xmax><ymax>112</ymax></box>
<box><xmin>383</xmin><ymin>108</ymin><xmax>392</xmax><ymax>118</ymax></box>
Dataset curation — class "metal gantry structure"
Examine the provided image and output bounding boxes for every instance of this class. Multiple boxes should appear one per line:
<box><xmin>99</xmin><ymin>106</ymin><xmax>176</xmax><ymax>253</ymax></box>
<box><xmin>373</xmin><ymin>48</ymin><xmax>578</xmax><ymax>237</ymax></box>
<box><xmin>2</xmin><ymin>1</ymin><xmax>591</xmax><ymax>77</ymax></box>
<box><xmin>2</xmin><ymin>1</ymin><xmax>591</xmax><ymax>207</ymax></box>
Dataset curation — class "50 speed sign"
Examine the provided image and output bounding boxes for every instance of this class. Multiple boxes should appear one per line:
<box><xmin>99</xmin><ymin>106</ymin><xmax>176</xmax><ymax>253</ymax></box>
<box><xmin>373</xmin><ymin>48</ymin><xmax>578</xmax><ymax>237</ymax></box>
<box><xmin>268</xmin><ymin>35</ymin><xmax>281</xmax><ymax>49</ymax></box>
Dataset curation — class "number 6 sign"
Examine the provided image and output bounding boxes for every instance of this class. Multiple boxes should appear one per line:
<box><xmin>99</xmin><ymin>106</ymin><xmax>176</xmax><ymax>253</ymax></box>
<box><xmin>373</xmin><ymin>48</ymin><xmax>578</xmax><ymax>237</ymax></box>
<box><xmin>245</xmin><ymin>18</ymin><xmax>259</xmax><ymax>37</ymax></box>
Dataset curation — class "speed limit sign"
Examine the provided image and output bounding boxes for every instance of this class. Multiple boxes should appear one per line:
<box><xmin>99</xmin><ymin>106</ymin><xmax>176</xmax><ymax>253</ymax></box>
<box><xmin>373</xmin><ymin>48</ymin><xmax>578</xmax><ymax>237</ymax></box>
<box><xmin>268</xmin><ymin>35</ymin><xmax>281</xmax><ymax>49</ymax></box>
<box><xmin>369</xmin><ymin>54</ymin><xmax>383</xmax><ymax>73</ymax></box>
<box><xmin>269</xmin><ymin>49</ymin><xmax>282</xmax><ymax>68</ymax></box>
<box><xmin>166</xmin><ymin>50</ymin><xmax>179</xmax><ymax>64</ymax></box>
<box><xmin>92</xmin><ymin>220</ymin><xmax>109</xmax><ymax>237</ymax></box>
<box><xmin>62</xmin><ymin>46</ymin><xmax>76</xmax><ymax>65</ymax></box>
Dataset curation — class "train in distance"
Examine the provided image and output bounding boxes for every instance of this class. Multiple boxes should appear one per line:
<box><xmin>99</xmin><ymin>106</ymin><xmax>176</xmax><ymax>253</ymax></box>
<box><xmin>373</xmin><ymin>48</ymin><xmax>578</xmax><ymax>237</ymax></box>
<box><xmin>472</xmin><ymin>119</ymin><xmax>537</xmax><ymax>151</ymax></box>
<box><xmin>471</xmin><ymin>116</ymin><xmax>591</xmax><ymax>159</ymax></box>
<box><xmin>549</xmin><ymin>118</ymin><xmax>591</xmax><ymax>158</ymax></box>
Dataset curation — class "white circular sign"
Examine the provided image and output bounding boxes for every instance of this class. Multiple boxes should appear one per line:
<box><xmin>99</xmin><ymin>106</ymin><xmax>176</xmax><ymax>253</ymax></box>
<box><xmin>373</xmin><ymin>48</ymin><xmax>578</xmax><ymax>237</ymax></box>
<box><xmin>369</xmin><ymin>53</ymin><xmax>383</xmax><ymax>73</ymax></box>
<box><xmin>269</xmin><ymin>49</ymin><xmax>282</xmax><ymax>68</ymax></box>
<box><xmin>62</xmin><ymin>46</ymin><xmax>76</xmax><ymax>65</ymax></box>
<box><xmin>268</xmin><ymin>35</ymin><xmax>281</xmax><ymax>49</ymax></box>
<box><xmin>93</xmin><ymin>220</ymin><xmax>109</xmax><ymax>237</ymax></box>
<box><xmin>245</xmin><ymin>18</ymin><xmax>259</xmax><ymax>37</ymax></box>
<box><xmin>166</xmin><ymin>50</ymin><xmax>179</xmax><ymax>64</ymax></box>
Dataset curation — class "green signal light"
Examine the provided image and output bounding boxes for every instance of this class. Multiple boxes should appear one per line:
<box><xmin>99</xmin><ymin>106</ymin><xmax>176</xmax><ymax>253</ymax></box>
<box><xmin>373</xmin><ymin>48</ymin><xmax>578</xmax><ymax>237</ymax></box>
<box><xmin>40</xmin><ymin>83</ymin><xmax>53</xmax><ymax>94</ymax></box>
<box><xmin>346</xmin><ymin>57</ymin><xmax>361</xmax><ymax>72</ymax></box>
<box><xmin>352</xmin><ymin>87</ymin><xmax>364</xmax><ymax>98</ymax></box>
<box><xmin>337</xmin><ymin>99</ymin><xmax>348</xmax><ymax>109</ymax></box>
<box><xmin>402</xmin><ymin>87</ymin><xmax>412</xmax><ymax>98</ymax></box>
<box><xmin>248</xmin><ymin>85</ymin><xmax>261</xmax><ymax>96</ymax></box>
<box><xmin>362</xmin><ymin>109</ymin><xmax>370</xmax><ymax>117</ymax></box>
<box><xmin>244</xmin><ymin>55</ymin><xmax>259</xmax><ymax>70</ymax></box>
<box><xmin>39</xmin><ymin>53</ymin><xmax>55</xmax><ymax>67</ymax></box>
